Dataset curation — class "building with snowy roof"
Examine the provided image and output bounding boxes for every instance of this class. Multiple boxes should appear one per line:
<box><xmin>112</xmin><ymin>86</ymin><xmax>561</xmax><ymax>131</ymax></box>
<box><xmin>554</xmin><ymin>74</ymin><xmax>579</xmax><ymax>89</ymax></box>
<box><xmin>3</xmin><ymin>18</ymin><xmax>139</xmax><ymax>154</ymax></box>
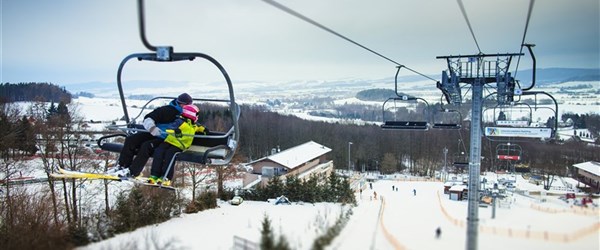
<box><xmin>571</xmin><ymin>161</ymin><xmax>599</xmax><ymax>193</ymax></box>
<box><xmin>242</xmin><ymin>141</ymin><xmax>334</xmax><ymax>188</ymax></box>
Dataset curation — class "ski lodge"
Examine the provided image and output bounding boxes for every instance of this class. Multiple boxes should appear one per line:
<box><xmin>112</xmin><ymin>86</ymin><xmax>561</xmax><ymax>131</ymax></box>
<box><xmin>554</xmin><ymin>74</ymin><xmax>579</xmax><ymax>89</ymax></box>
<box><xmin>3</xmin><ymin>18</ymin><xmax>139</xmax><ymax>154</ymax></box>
<box><xmin>571</xmin><ymin>161</ymin><xmax>600</xmax><ymax>193</ymax></box>
<box><xmin>242</xmin><ymin>141</ymin><xmax>333</xmax><ymax>188</ymax></box>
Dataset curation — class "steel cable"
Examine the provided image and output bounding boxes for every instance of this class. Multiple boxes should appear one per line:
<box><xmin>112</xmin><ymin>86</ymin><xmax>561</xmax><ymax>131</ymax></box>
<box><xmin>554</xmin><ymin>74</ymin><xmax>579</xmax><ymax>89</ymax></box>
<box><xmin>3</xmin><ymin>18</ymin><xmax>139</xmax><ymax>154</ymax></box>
<box><xmin>513</xmin><ymin>0</ymin><xmax>536</xmax><ymax>79</ymax></box>
<box><xmin>457</xmin><ymin>0</ymin><xmax>482</xmax><ymax>54</ymax></box>
<box><xmin>260</xmin><ymin>0</ymin><xmax>437</xmax><ymax>82</ymax></box>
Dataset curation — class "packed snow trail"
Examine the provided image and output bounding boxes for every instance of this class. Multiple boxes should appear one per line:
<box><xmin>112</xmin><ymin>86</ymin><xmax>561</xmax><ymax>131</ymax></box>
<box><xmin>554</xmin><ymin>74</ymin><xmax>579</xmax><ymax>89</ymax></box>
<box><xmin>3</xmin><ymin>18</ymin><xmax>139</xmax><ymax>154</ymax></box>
<box><xmin>332</xmin><ymin>179</ymin><xmax>598</xmax><ymax>250</ymax></box>
<box><xmin>329</xmin><ymin>190</ymin><xmax>394</xmax><ymax>249</ymax></box>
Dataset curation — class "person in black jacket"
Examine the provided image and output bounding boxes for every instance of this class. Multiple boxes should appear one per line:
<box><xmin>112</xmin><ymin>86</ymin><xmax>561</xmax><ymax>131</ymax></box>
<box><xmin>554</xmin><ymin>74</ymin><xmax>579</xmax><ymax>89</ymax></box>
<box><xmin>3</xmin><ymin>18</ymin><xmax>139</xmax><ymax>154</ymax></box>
<box><xmin>107</xmin><ymin>93</ymin><xmax>193</xmax><ymax>178</ymax></box>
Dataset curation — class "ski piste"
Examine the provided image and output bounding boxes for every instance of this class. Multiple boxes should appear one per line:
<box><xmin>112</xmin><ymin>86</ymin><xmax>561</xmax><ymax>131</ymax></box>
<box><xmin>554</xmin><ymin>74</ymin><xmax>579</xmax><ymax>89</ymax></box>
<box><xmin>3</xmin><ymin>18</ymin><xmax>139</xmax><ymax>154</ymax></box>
<box><xmin>50</xmin><ymin>168</ymin><xmax>177</xmax><ymax>190</ymax></box>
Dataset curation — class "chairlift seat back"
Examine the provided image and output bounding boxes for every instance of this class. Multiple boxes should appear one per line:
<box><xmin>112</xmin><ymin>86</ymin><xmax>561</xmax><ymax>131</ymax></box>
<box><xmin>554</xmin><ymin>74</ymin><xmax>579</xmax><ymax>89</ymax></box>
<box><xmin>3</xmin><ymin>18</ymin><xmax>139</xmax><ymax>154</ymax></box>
<box><xmin>98</xmin><ymin>130</ymin><xmax>232</xmax><ymax>165</ymax></box>
<box><xmin>381</xmin><ymin>121</ymin><xmax>429</xmax><ymax>130</ymax></box>
<box><xmin>432</xmin><ymin>123</ymin><xmax>461</xmax><ymax>129</ymax></box>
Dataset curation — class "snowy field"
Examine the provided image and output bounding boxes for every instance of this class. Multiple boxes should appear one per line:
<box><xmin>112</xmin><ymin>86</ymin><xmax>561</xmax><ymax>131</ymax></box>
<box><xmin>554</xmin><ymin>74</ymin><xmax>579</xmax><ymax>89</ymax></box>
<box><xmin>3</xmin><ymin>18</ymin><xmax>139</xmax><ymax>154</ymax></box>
<box><xmin>82</xmin><ymin>201</ymin><xmax>348</xmax><ymax>250</ymax></box>
<box><xmin>76</xmin><ymin>175</ymin><xmax>599</xmax><ymax>250</ymax></box>
<box><xmin>9</xmin><ymin>159</ymin><xmax>599</xmax><ymax>250</ymax></box>
<box><xmin>6</xmin><ymin>82</ymin><xmax>598</xmax><ymax>249</ymax></box>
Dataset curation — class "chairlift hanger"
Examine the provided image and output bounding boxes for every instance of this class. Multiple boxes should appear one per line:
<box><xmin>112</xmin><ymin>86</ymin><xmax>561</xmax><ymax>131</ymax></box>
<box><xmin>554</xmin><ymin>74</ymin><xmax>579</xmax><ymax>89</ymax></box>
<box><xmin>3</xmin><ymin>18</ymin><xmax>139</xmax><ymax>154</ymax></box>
<box><xmin>495</xmin><ymin>143</ymin><xmax>522</xmax><ymax>161</ymax></box>
<box><xmin>381</xmin><ymin>66</ymin><xmax>430</xmax><ymax>130</ymax></box>
<box><xmin>97</xmin><ymin>0</ymin><xmax>239</xmax><ymax>166</ymax></box>
<box><xmin>452</xmin><ymin>152</ymin><xmax>469</xmax><ymax>168</ymax></box>
<box><xmin>495</xmin><ymin>142</ymin><xmax>522</xmax><ymax>172</ymax></box>
<box><xmin>431</xmin><ymin>96</ymin><xmax>462</xmax><ymax>130</ymax></box>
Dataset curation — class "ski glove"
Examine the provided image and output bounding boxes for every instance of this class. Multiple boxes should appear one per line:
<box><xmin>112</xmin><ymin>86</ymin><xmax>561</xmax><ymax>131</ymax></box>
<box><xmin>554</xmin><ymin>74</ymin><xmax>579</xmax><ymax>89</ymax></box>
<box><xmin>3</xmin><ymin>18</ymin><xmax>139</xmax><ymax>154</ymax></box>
<box><xmin>197</xmin><ymin>125</ymin><xmax>209</xmax><ymax>135</ymax></box>
<box><xmin>149</xmin><ymin>126</ymin><xmax>162</xmax><ymax>137</ymax></box>
<box><xmin>174</xmin><ymin>128</ymin><xmax>183</xmax><ymax>138</ymax></box>
<box><xmin>143</xmin><ymin>118</ymin><xmax>162</xmax><ymax>137</ymax></box>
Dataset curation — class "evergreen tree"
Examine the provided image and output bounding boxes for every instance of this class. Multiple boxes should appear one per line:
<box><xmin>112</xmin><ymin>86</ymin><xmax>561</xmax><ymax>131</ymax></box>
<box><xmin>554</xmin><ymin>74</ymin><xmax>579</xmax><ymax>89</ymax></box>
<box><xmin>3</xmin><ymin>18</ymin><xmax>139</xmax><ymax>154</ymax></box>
<box><xmin>260</xmin><ymin>215</ymin><xmax>274</xmax><ymax>250</ymax></box>
<box><xmin>265</xmin><ymin>175</ymin><xmax>284</xmax><ymax>198</ymax></box>
<box><xmin>0</xmin><ymin>112</ymin><xmax>13</xmax><ymax>158</ymax></box>
<box><xmin>46</xmin><ymin>102</ymin><xmax>57</xmax><ymax>120</ymax></box>
<box><xmin>326</xmin><ymin>172</ymin><xmax>341</xmax><ymax>201</ymax></box>
<box><xmin>56</xmin><ymin>101</ymin><xmax>71</xmax><ymax>123</ymax></box>
<box><xmin>283</xmin><ymin>174</ymin><xmax>302</xmax><ymax>201</ymax></box>
<box><xmin>301</xmin><ymin>175</ymin><xmax>322</xmax><ymax>203</ymax></box>
<box><xmin>337</xmin><ymin>176</ymin><xmax>356</xmax><ymax>204</ymax></box>
<box><xmin>16</xmin><ymin>116</ymin><xmax>37</xmax><ymax>155</ymax></box>
<box><xmin>274</xmin><ymin>235</ymin><xmax>290</xmax><ymax>250</ymax></box>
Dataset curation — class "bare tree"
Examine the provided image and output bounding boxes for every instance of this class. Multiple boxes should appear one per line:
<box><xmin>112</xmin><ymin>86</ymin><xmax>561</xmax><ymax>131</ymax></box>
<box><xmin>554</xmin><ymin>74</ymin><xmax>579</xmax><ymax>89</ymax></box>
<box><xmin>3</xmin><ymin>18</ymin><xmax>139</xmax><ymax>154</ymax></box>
<box><xmin>214</xmin><ymin>165</ymin><xmax>237</xmax><ymax>199</ymax></box>
<box><xmin>181</xmin><ymin>162</ymin><xmax>210</xmax><ymax>201</ymax></box>
<box><xmin>380</xmin><ymin>153</ymin><xmax>397</xmax><ymax>174</ymax></box>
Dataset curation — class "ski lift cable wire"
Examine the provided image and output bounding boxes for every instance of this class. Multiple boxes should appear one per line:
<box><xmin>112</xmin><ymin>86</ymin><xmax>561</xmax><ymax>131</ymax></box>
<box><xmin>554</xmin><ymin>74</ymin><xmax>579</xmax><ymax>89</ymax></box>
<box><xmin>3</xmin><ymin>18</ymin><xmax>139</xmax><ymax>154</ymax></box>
<box><xmin>260</xmin><ymin>0</ymin><xmax>437</xmax><ymax>82</ymax></box>
<box><xmin>513</xmin><ymin>0</ymin><xmax>536</xmax><ymax>79</ymax></box>
<box><xmin>456</xmin><ymin>0</ymin><xmax>482</xmax><ymax>54</ymax></box>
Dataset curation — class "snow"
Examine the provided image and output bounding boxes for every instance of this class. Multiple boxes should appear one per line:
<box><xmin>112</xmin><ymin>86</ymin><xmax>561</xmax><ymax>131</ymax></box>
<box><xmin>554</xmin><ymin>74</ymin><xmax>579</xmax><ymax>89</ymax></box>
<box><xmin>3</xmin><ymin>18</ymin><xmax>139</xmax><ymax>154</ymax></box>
<box><xmin>7</xmin><ymin>83</ymin><xmax>598</xmax><ymax>249</ymax></box>
<box><xmin>573</xmin><ymin>162</ymin><xmax>600</xmax><ymax>176</ymax></box>
<box><xmin>265</xmin><ymin>141</ymin><xmax>332</xmax><ymax>170</ymax></box>
<box><xmin>76</xmin><ymin>175</ymin><xmax>599</xmax><ymax>250</ymax></box>
<box><xmin>13</xmin><ymin>156</ymin><xmax>596</xmax><ymax>249</ymax></box>
<box><xmin>82</xmin><ymin>201</ymin><xmax>347</xmax><ymax>250</ymax></box>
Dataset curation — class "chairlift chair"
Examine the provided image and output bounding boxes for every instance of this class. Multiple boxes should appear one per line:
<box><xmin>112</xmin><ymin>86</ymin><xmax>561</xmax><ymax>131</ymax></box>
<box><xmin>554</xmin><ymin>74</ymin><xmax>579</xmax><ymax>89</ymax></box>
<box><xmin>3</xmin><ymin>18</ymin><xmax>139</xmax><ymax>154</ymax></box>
<box><xmin>495</xmin><ymin>143</ymin><xmax>522</xmax><ymax>172</ymax></box>
<box><xmin>495</xmin><ymin>143</ymin><xmax>522</xmax><ymax>161</ymax></box>
<box><xmin>381</xmin><ymin>96</ymin><xmax>430</xmax><ymax>130</ymax></box>
<box><xmin>431</xmin><ymin>101</ymin><xmax>462</xmax><ymax>129</ymax></box>
<box><xmin>381</xmin><ymin>66</ymin><xmax>430</xmax><ymax>130</ymax></box>
<box><xmin>97</xmin><ymin>0</ymin><xmax>239</xmax><ymax>168</ymax></box>
<box><xmin>98</xmin><ymin>55</ymin><xmax>240</xmax><ymax>166</ymax></box>
<box><xmin>482</xmin><ymin>96</ymin><xmax>556</xmax><ymax>142</ymax></box>
<box><xmin>452</xmin><ymin>152</ymin><xmax>469</xmax><ymax>169</ymax></box>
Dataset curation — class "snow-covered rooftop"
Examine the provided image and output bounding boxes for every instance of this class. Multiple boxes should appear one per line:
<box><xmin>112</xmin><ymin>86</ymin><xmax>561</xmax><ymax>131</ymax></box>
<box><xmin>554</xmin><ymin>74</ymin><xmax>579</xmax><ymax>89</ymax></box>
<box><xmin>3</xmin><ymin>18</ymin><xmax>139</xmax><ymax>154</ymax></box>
<box><xmin>266</xmin><ymin>141</ymin><xmax>331</xmax><ymax>170</ymax></box>
<box><xmin>573</xmin><ymin>161</ymin><xmax>600</xmax><ymax>177</ymax></box>
<box><xmin>449</xmin><ymin>185</ymin><xmax>467</xmax><ymax>191</ymax></box>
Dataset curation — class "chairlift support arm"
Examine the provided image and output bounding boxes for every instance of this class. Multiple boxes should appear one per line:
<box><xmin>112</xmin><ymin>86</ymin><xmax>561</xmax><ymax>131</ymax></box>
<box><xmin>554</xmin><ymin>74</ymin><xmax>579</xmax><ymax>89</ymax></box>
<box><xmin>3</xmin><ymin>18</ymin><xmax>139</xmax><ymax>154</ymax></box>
<box><xmin>522</xmin><ymin>43</ymin><xmax>536</xmax><ymax>91</ymax></box>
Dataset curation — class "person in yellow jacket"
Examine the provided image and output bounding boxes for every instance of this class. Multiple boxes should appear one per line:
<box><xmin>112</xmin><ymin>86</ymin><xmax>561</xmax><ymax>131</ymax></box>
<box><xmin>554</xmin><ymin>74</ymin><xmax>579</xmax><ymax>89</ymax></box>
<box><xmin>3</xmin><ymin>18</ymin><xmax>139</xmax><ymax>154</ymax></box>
<box><xmin>148</xmin><ymin>104</ymin><xmax>207</xmax><ymax>186</ymax></box>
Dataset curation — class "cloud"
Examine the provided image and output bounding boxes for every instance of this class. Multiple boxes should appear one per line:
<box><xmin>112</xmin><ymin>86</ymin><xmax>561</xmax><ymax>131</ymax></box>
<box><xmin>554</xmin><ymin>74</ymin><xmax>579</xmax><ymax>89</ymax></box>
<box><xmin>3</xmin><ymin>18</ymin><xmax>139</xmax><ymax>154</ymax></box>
<box><xmin>2</xmin><ymin>0</ymin><xmax>598</xmax><ymax>85</ymax></box>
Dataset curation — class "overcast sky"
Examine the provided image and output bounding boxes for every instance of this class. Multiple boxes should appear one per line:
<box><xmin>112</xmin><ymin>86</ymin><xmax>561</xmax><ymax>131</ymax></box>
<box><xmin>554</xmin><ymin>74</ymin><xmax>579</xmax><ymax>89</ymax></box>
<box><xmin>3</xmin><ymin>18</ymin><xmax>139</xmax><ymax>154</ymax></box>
<box><xmin>1</xmin><ymin>0</ymin><xmax>599</xmax><ymax>86</ymax></box>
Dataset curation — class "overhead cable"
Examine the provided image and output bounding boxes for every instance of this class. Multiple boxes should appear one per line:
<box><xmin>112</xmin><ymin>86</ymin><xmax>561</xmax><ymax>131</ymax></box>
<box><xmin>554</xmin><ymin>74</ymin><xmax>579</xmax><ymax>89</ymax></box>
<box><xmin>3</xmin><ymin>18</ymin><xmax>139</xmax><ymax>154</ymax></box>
<box><xmin>513</xmin><ymin>0</ymin><xmax>536</xmax><ymax>79</ymax></box>
<box><xmin>456</xmin><ymin>0</ymin><xmax>482</xmax><ymax>54</ymax></box>
<box><xmin>260</xmin><ymin>0</ymin><xmax>437</xmax><ymax>82</ymax></box>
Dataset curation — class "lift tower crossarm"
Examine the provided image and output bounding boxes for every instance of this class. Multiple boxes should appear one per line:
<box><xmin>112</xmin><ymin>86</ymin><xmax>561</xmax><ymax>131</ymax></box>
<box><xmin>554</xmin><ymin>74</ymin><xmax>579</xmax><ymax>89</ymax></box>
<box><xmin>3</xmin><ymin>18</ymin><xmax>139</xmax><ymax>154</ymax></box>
<box><xmin>436</xmin><ymin>53</ymin><xmax>523</xmax><ymax>59</ymax></box>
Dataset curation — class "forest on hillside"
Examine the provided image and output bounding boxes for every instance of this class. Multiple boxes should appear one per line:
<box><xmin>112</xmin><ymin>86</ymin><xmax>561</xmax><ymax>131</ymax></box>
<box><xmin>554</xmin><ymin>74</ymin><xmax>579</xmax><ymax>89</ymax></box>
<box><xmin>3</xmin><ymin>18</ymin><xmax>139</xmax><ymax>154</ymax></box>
<box><xmin>0</xmin><ymin>82</ymin><xmax>72</xmax><ymax>103</ymax></box>
<box><xmin>236</xmin><ymin>105</ymin><xmax>600</xmax><ymax>179</ymax></box>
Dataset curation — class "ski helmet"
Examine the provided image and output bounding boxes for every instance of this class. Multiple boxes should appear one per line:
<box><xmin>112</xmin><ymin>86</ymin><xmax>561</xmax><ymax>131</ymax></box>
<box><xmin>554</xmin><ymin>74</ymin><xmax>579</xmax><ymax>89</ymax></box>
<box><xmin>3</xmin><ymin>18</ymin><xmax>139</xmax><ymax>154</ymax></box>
<box><xmin>182</xmin><ymin>104</ymin><xmax>199</xmax><ymax>122</ymax></box>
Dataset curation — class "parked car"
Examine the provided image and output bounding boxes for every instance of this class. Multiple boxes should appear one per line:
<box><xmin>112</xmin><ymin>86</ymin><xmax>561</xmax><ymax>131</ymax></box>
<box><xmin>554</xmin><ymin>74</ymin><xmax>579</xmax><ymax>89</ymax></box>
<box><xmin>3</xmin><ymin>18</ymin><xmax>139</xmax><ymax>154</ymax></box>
<box><xmin>230</xmin><ymin>196</ymin><xmax>243</xmax><ymax>205</ymax></box>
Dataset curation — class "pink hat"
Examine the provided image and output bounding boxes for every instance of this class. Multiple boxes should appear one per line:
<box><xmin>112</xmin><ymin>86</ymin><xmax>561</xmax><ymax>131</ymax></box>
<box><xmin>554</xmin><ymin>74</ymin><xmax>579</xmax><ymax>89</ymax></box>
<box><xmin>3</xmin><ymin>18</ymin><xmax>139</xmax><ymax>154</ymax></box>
<box><xmin>182</xmin><ymin>104</ymin><xmax>199</xmax><ymax>122</ymax></box>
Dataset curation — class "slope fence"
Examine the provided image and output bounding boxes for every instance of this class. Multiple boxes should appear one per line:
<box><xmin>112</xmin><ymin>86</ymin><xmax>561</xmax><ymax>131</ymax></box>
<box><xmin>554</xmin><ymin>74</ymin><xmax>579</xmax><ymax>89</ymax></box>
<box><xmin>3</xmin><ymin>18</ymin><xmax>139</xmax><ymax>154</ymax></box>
<box><xmin>529</xmin><ymin>203</ymin><xmax>599</xmax><ymax>217</ymax></box>
<box><xmin>436</xmin><ymin>191</ymin><xmax>600</xmax><ymax>243</ymax></box>
<box><xmin>378</xmin><ymin>196</ymin><xmax>407</xmax><ymax>250</ymax></box>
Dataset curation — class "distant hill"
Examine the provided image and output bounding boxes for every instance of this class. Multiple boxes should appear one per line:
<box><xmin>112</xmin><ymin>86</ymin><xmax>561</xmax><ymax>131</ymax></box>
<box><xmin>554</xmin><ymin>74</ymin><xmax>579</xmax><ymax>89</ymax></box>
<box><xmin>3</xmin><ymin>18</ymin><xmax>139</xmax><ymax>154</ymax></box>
<box><xmin>59</xmin><ymin>67</ymin><xmax>598</xmax><ymax>98</ymax></box>
<box><xmin>355</xmin><ymin>89</ymin><xmax>413</xmax><ymax>101</ymax></box>
<box><xmin>0</xmin><ymin>82</ymin><xmax>72</xmax><ymax>103</ymax></box>
<box><xmin>62</xmin><ymin>80</ymin><xmax>187</xmax><ymax>95</ymax></box>
<box><xmin>516</xmin><ymin>68</ymin><xmax>600</xmax><ymax>85</ymax></box>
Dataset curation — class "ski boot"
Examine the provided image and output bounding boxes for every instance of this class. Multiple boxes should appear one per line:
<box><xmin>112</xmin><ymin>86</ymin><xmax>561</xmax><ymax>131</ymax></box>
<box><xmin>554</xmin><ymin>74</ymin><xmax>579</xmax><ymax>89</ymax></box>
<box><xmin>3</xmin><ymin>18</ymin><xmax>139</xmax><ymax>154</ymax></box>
<box><xmin>157</xmin><ymin>178</ymin><xmax>171</xmax><ymax>187</ymax></box>
<box><xmin>147</xmin><ymin>175</ymin><xmax>159</xmax><ymax>184</ymax></box>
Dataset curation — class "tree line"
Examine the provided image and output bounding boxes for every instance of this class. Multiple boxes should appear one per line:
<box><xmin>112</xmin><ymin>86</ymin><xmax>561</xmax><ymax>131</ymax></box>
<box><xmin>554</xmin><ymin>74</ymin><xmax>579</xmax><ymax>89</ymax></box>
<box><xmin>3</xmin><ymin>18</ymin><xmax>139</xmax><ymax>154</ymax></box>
<box><xmin>237</xmin><ymin>105</ymin><xmax>600</xmax><ymax>178</ymax></box>
<box><xmin>0</xmin><ymin>82</ymin><xmax>72</xmax><ymax>103</ymax></box>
